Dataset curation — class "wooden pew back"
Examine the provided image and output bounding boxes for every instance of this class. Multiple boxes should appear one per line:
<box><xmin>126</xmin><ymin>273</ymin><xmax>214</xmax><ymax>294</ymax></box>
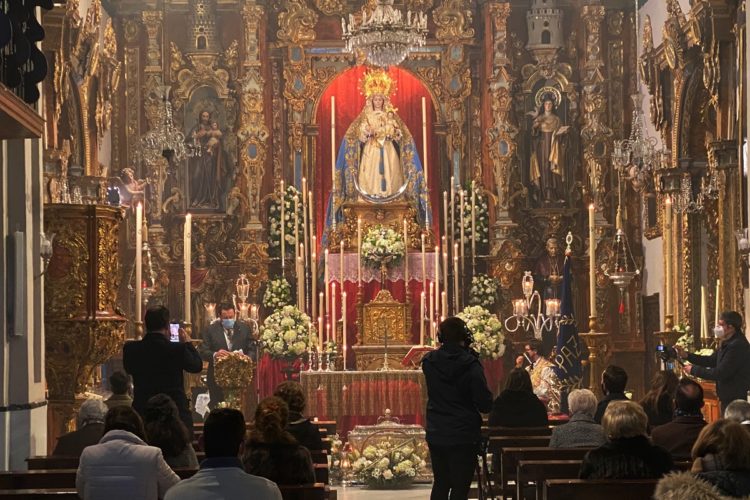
<box><xmin>517</xmin><ymin>460</ymin><xmax>582</xmax><ymax>500</ymax></box>
<box><xmin>543</xmin><ymin>479</ymin><xmax>659</xmax><ymax>500</ymax></box>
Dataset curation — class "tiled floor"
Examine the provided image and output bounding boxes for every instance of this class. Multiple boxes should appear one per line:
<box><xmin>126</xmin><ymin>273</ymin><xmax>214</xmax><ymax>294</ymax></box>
<box><xmin>335</xmin><ymin>484</ymin><xmax>432</xmax><ymax>499</ymax></box>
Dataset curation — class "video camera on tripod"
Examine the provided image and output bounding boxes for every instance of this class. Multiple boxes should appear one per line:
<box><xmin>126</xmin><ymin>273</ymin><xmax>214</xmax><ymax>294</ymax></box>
<box><xmin>655</xmin><ymin>344</ymin><xmax>680</xmax><ymax>362</ymax></box>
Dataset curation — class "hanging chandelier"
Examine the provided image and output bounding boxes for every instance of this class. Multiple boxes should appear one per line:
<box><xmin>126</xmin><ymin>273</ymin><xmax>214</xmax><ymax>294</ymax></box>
<box><xmin>139</xmin><ymin>86</ymin><xmax>201</xmax><ymax>164</ymax></box>
<box><xmin>612</xmin><ymin>0</ymin><xmax>662</xmax><ymax>190</ymax></box>
<box><xmin>341</xmin><ymin>0</ymin><xmax>427</xmax><ymax>68</ymax></box>
<box><xmin>605</xmin><ymin>176</ymin><xmax>641</xmax><ymax>313</ymax></box>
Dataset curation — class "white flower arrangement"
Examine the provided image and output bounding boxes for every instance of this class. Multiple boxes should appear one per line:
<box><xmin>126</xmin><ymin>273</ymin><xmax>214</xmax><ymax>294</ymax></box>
<box><xmin>261</xmin><ymin>305</ymin><xmax>313</xmax><ymax>359</ymax></box>
<box><xmin>674</xmin><ymin>324</ymin><xmax>693</xmax><ymax>350</ymax></box>
<box><xmin>469</xmin><ymin>273</ymin><xmax>499</xmax><ymax>308</ymax></box>
<box><xmin>268</xmin><ymin>184</ymin><xmax>303</xmax><ymax>256</ymax></box>
<box><xmin>262</xmin><ymin>277</ymin><xmax>292</xmax><ymax>311</ymax></box>
<box><xmin>361</xmin><ymin>225</ymin><xmax>406</xmax><ymax>269</ymax></box>
<box><xmin>452</xmin><ymin>183</ymin><xmax>490</xmax><ymax>251</ymax></box>
<box><xmin>350</xmin><ymin>438</ymin><xmax>425</xmax><ymax>489</ymax></box>
<box><xmin>457</xmin><ymin>305</ymin><xmax>506</xmax><ymax>360</ymax></box>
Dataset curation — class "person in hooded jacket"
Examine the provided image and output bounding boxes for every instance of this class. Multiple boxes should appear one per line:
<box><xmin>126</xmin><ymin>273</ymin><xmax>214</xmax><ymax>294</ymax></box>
<box><xmin>422</xmin><ymin>316</ymin><xmax>493</xmax><ymax>500</ymax></box>
<box><xmin>488</xmin><ymin>368</ymin><xmax>549</xmax><ymax>427</ymax></box>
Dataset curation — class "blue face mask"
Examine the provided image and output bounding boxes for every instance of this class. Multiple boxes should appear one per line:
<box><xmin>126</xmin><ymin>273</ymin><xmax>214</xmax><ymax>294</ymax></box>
<box><xmin>221</xmin><ymin>319</ymin><xmax>236</xmax><ymax>330</ymax></box>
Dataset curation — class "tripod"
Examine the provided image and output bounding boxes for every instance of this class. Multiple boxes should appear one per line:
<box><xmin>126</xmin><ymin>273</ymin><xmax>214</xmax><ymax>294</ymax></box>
<box><xmin>475</xmin><ymin>438</ymin><xmax>494</xmax><ymax>500</ymax></box>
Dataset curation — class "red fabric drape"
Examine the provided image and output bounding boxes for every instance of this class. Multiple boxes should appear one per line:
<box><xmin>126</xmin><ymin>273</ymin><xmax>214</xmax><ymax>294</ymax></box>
<box><xmin>257</xmin><ymin>355</ymin><xmax>301</xmax><ymax>399</ymax></box>
<box><xmin>315</xmin><ymin>66</ymin><xmax>439</xmax><ymax>254</ymax></box>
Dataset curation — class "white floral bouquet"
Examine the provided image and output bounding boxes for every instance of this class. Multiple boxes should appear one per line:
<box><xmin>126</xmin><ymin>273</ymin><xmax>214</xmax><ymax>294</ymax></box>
<box><xmin>457</xmin><ymin>305</ymin><xmax>506</xmax><ymax>360</ymax></box>
<box><xmin>452</xmin><ymin>182</ymin><xmax>490</xmax><ymax>253</ymax></box>
<box><xmin>268</xmin><ymin>184</ymin><xmax>303</xmax><ymax>257</ymax></box>
<box><xmin>261</xmin><ymin>305</ymin><xmax>313</xmax><ymax>359</ymax></box>
<box><xmin>329</xmin><ymin>434</ymin><xmax>345</xmax><ymax>483</ymax></box>
<box><xmin>361</xmin><ymin>225</ymin><xmax>406</xmax><ymax>269</ymax></box>
<box><xmin>469</xmin><ymin>273</ymin><xmax>499</xmax><ymax>308</ymax></box>
<box><xmin>323</xmin><ymin>339</ymin><xmax>338</xmax><ymax>354</ymax></box>
<box><xmin>262</xmin><ymin>277</ymin><xmax>292</xmax><ymax>311</ymax></box>
<box><xmin>350</xmin><ymin>438</ymin><xmax>425</xmax><ymax>489</ymax></box>
<box><xmin>674</xmin><ymin>324</ymin><xmax>693</xmax><ymax>350</ymax></box>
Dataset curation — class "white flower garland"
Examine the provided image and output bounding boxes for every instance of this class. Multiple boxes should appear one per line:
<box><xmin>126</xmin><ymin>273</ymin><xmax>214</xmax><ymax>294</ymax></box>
<box><xmin>268</xmin><ymin>184</ymin><xmax>303</xmax><ymax>256</ymax></box>
<box><xmin>261</xmin><ymin>305</ymin><xmax>313</xmax><ymax>359</ymax></box>
<box><xmin>469</xmin><ymin>273</ymin><xmax>499</xmax><ymax>308</ymax></box>
<box><xmin>361</xmin><ymin>225</ymin><xmax>406</xmax><ymax>269</ymax></box>
<box><xmin>457</xmin><ymin>305</ymin><xmax>506</xmax><ymax>360</ymax></box>
<box><xmin>451</xmin><ymin>183</ymin><xmax>489</xmax><ymax>251</ymax></box>
<box><xmin>262</xmin><ymin>277</ymin><xmax>292</xmax><ymax>311</ymax></box>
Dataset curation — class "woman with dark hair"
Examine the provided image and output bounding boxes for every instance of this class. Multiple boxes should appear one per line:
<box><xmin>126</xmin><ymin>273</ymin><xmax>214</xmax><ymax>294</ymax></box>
<box><xmin>143</xmin><ymin>394</ymin><xmax>199</xmax><ymax>469</ymax></box>
<box><xmin>488</xmin><ymin>368</ymin><xmax>548</xmax><ymax>427</ymax></box>
<box><xmin>76</xmin><ymin>406</ymin><xmax>179</xmax><ymax>498</ymax></box>
<box><xmin>273</xmin><ymin>381</ymin><xmax>324</xmax><ymax>451</ymax></box>
<box><xmin>640</xmin><ymin>370</ymin><xmax>679</xmax><ymax>428</ymax></box>
<box><xmin>242</xmin><ymin>397</ymin><xmax>315</xmax><ymax>485</ymax></box>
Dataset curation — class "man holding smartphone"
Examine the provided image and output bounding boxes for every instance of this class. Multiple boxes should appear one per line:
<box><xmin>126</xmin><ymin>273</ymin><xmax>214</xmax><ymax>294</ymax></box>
<box><xmin>199</xmin><ymin>303</ymin><xmax>258</xmax><ymax>409</ymax></box>
<box><xmin>123</xmin><ymin>306</ymin><xmax>203</xmax><ymax>435</ymax></box>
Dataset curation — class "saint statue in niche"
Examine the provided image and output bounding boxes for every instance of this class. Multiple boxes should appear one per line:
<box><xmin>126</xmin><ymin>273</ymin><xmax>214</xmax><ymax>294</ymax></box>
<box><xmin>189</xmin><ymin>110</ymin><xmax>229</xmax><ymax>210</ymax></box>
<box><xmin>356</xmin><ymin>93</ymin><xmax>405</xmax><ymax>197</ymax></box>
<box><xmin>529</xmin><ymin>91</ymin><xmax>570</xmax><ymax>206</ymax></box>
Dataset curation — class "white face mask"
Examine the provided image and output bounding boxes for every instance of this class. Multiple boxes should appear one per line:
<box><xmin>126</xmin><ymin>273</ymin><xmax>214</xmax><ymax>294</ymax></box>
<box><xmin>713</xmin><ymin>326</ymin><xmax>726</xmax><ymax>339</ymax></box>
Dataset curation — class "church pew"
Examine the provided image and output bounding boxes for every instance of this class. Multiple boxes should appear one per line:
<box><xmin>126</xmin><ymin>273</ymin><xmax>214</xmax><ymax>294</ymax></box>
<box><xmin>543</xmin><ymin>479</ymin><xmax>659</xmax><ymax>500</ymax></box>
<box><xmin>0</xmin><ymin>484</ymin><xmax>332</xmax><ymax>500</ymax></box>
<box><xmin>483</xmin><ymin>426</ymin><xmax>553</xmax><ymax>437</ymax></box>
<box><xmin>486</xmin><ymin>437</ymin><xmax>552</xmax><ymax>498</ymax></box>
<box><xmin>26</xmin><ymin>458</ymin><xmax>77</xmax><ymax>471</ymax></box>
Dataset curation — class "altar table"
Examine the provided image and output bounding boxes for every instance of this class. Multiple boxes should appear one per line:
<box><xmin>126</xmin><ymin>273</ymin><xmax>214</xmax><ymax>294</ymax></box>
<box><xmin>300</xmin><ymin>370</ymin><xmax>427</xmax><ymax>438</ymax></box>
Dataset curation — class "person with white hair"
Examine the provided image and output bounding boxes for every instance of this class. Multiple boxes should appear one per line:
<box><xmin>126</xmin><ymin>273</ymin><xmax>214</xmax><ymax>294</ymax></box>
<box><xmin>724</xmin><ymin>399</ymin><xmax>750</xmax><ymax>425</ymax></box>
<box><xmin>53</xmin><ymin>398</ymin><xmax>108</xmax><ymax>456</ymax></box>
<box><xmin>549</xmin><ymin>389</ymin><xmax>607</xmax><ymax>448</ymax></box>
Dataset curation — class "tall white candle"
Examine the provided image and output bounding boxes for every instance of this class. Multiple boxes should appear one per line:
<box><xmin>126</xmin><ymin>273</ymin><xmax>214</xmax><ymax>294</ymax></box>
<box><xmin>331</xmin><ymin>96</ymin><xmax>337</xmax><ymax>232</ymax></box>
<box><xmin>342</xmin><ymin>291</ymin><xmax>347</xmax><ymax>370</ymax></box>
<box><xmin>308</xmin><ymin>189</ymin><xmax>314</xmax><ymax>255</ymax></box>
<box><xmin>358</xmin><ymin>217</ymin><xmax>363</xmax><ymax>289</ymax></box>
<box><xmin>443</xmin><ymin>191</ymin><xmax>449</xmax><ymax>248</ymax></box>
<box><xmin>459</xmin><ymin>190</ymin><xmax>466</xmax><ymax>266</ymax></box>
<box><xmin>665</xmin><ymin>197</ymin><xmax>672</xmax><ymax>322</ymax></box>
<box><xmin>421</xmin><ymin>233</ymin><xmax>427</xmax><ymax>294</ymax></box>
<box><xmin>312</xmin><ymin>250</ymin><xmax>317</xmax><ymax>319</ymax></box>
<box><xmin>450</xmin><ymin>177</ymin><xmax>455</xmax><ymax>250</ymax></box>
<box><xmin>434</xmin><ymin>245</ymin><xmax>439</xmax><ymax>324</ymax></box>
<box><xmin>318</xmin><ymin>293</ymin><xmax>324</xmax><ymax>340</ymax></box>
<box><xmin>588</xmin><ymin>204</ymin><xmax>596</xmax><ymax>327</ymax></box>
<box><xmin>441</xmin><ymin>290</ymin><xmax>447</xmax><ymax>318</ymax></box>
<box><xmin>297</xmin><ymin>253</ymin><xmax>304</xmax><ymax>310</ymax></box>
<box><xmin>453</xmin><ymin>243</ymin><xmax>459</xmax><ymax>313</ymax></box>
<box><xmin>471</xmin><ymin>181</ymin><xmax>476</xmax><ymax>266</ymax></box>
<box><xmin>422</xmin><ymin>96</ymin><xmax>428</xmax><ymax>186</ymax></box>
<box><xmin>429</xmin><ymin>282</ymin><xmax>435</xmax><ymax>341</ymax></box>
<box><xmin>294</xmin><ymin>195</ymin><xmax>300</xmax><ymax>257</ymax></box>
<box><xmin>701</xmin><ymin>285</ymin><xmax>708</xmax><ymax>339</ymax></box>
<box><xmin>715</xmin><ymin>279</ymin><xmax>721</xmax><ymax>326</ymax></box>
<box><xmin>280</xmin><ymin>181</ymin><xmax>286</xmax><ymax>268</ymax></box>
<box><xmin>184</xmin><ymin>213</ymin><xmax>192</xmax><ymax>324</ymax></box>
<box><xmin>331</xmin><ymin>283</ymin><xmax>337</xmax><ymax>346</ymax></box>
<box><xmin>302</xmin><ymin>178</ymin><xmax>308</xmax><ymax>267</ymax></box>
<box><xmin>420</xmin><ymin>291</ymin><xmax>425</xmax><ymax>346</ymax></box>
<box><xmin>324</xmin><ymin>249</ymin><xmax>330</xmax><ymax>319</ymax></box>
<box><xmin>403</xmin><ymin>219</ymin><xmax>409</xmax><ymax>289</ymax></box>
<box><xmin>300</xmin><ymin>244</ymin><xmax>306</xmax><ymax>310</ymax></box>
<box><xmin>340</xmin><ymin>239</ymin><xmax>345</xmax><ymax>289</ymax></box>
<box><xmin>135</xmin><ymin>203</ymin><xmax>143</xmax><ymax>326</ymax></box>
<box><xmin>442</xmin><ymin>236</ymin><xmax>448</xmax><ymax>297</ymax></box>
<box><xmin>318</xmin><ymin>316</ymin><xmax>323</xmax><ymax>352</ymax></box>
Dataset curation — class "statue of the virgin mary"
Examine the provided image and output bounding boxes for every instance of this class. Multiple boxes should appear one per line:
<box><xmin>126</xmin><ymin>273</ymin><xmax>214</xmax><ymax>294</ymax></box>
<box><xmin>324</xmin><ymin>70</ymin><xmax>431</xmax><ymax>240</ymax></box>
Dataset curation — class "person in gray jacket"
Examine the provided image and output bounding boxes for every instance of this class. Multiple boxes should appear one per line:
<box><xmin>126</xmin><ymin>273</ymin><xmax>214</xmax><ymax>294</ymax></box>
<box><xmin>549</xmin><ymin>389</ymin><xmax>607</xmax><ymax>448</ymax></box>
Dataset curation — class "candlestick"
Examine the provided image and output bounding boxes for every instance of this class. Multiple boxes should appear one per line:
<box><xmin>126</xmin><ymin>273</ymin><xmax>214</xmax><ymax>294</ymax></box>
<box><xmin>701</xmin><ymin>285</ymin><xmax>708</xmax><ymax>339</ymax></box>
<box><xmin>135</xmin><ymin>203</ymin><xmax>143</xmax><ymax>326</ymax></box>
<box><xmin>308</xmin><ymin>189</ymin><xmax>314</xmax><ymax>255</ymax></box>
<box><xmin>331</xmin><ymin>96</ymin><xmax>337</xmax><ymax>232</ymax></box>
<box><xmin>294</xmin><ymin>195</ymin><xmax>300</xmax><ymax>259</ymax></box>
<box><xmin>588</xmin><ymin>204</ymin><xmax>596</xmax><ymax>330</ymax></box>
<box><xmin>299</xmin><ymin>244</ymin><xmax>306</xmax><ymax>311</ymax></box>
<box><xmin>342</xmin><ymin>291</ymin><xmax>347</xmax><ymax>370</ymax></box>
<box><xmin>471</xmin><ymin>181</ymin><xmax>476</xmax><ymax>268</ymax></box>
<box><xmin>665</xmin><ymin>197</ymin><xmax>673</xmax><ymax>328</ymax></box>
<box><xmin>331</xmin><ymin>283</ymin><xmax>337</xmax><ymax>347</ymax></box>
<box><xmin>421</xmin><ymin>233</ymin><xmax>427</xmax><ymax>295</ymax></box>
<box><xmin>420</xmin><ymin>291</ymin><xmax>425</xmax><ymax>346</ymax></box>
<box><xmin>324</xmin><ymin>249</ymin><xmax>330</xmax><ymax>319</ymax></box>
<box><xmin>280</xmin><ymin>181</ymin><xmax>286</xmax><ymax>269</ymax></box>
<box><xmin>434</xmin><ymin>245</ymin><xmax>439</xmax><ymax>328</ymax></box>
<box><xmin>358</xmin><ymin>217</ymin><xmax>363</xmax><ymax>289</ymax></box>
<box><xmin>312</xmin><ymin>250</ymin><xmax>317</xmax><ymax>319</ymax></box>
<box><xmin>459</xmin><ymin>190</ymin><xmax>466</xmax><ymax>270</ymax></box>
<box><xmin>453</xmin><ymin>243</ymin><xmax>459</xmax><ymax>314</ymax></box>
<box><xmin>184</xmin><ymin>213</ymin><xmax>192</xmax><ymax>324</ymax></box>
<box><xmin>441</xmin><ymin>290</ymin><xmax>447</xmax><ymax>318</ymax></box>
<box><xmin>318</xmin><ymin>293</ymin><xmax>324</xmax><ymax>337</ymax></box>
<box><xmin>715</xmin><ymin>279</ymin><xmax>720</xmax><ymax>326</ymax></box>
<box><xmin>326</xmin><ymin>323</ymin><xmax>331</xmax><ymax>345</ymax></box>
<box><xmin>318</xmin><ymin>316</ymin><xmax>323</xmax><ymax>352</ymax></box>
<box><xmin>450</xmin><ymin>177</ymin><xmax>455</xmax><ymax>251</ymax></box>
<box><xmin>429</xmin><ymin>282</ymin><xmax>435</xmax><ymax>342</ymax></box>
<box><xmin>340</xmin><ymin>239</ymin><xmax>345</xmax><ymax>289</ymax></box>
<box><xmin>422</xmin><ymin>96</ymin><xmax>428</xmax><ymax>186</ymax></box>
<box><xmin>443</xmin><ymin>191</ymin><xmax>449</xmax><ymax>250</ymax></box>
<box><xmin>442</xmin><ymin>236</ymin><xmax>448</xmax><ymax>301</ymax></box>
<box><xmin>403</xmin><ymin>219</ymin><xmax>409</xmax><ymax>290</ymax></box>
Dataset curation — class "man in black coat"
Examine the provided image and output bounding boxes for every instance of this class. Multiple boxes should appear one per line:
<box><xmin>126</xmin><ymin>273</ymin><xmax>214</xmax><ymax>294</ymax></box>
<box><xmin>123</xmin><ymin>306</ymin><xmax>203</xmax><ymax>435</ymax></box>
<box><xmin>651</xmin><ymin>378</ymin><xmax>707</xmax><ymax>460</ymax></box>
<box><xmin>52</xmin><ymin>398</ymin><xmax>107</xmax><ymax>456</ymax></box>
<box><xmin>678</xmin><ymin>310</ymin><xmax>750</xmax><ymax>412</ymax></box>
<box><xmin>422</xmin><ymin>317</ymin><xmax>493</xmax><ymax>500</ymax></box>
<box><xmin>198</xmin><ymin>303</ymin><xmax>258</xmax><ymax>409</ymax></box>
<box><xmin>594</xmin><ymin>365</ymin><xmax>629</xmax><ymax>424</ymax></box>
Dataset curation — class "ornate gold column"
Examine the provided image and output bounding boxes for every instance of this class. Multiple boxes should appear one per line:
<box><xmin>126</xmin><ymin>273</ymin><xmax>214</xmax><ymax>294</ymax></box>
<box><xmin>44</xmin><ymin>205</ymin><xmax>126</xmax><ymax>449</ymax></box>
<box><xmin>579</xmin><ymin>331</ymin><xmax>609</xmax><ymax>399</ymax></box>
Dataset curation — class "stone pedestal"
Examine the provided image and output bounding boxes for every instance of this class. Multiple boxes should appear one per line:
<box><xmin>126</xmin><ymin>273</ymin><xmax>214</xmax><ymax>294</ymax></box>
<box><xmin>44</xmin><ymin>204</ymin><xmax>126</xmax><ymax>450</ymax></box>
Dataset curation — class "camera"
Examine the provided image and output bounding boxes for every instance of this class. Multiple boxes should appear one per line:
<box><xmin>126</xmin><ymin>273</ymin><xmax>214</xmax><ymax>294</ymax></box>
<box><xmin>655</xmin><ymin>344</ymin><xmax>678</xmax><ymax>361</ymax></box>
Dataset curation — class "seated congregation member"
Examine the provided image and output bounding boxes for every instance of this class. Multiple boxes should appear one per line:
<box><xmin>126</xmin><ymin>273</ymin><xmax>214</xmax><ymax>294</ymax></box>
<box><xmin>579</xmin><ymin>400</ymin><xmax>674</xmax><ymax>479</ymax></box>
<box><xmin>594</xmin><ymin>365</ymin><xmax>629</xmax><ymax>423</ymax></box>
<box><xmin>273</xmin><ymin>380</ymin><xmax>324</xmax><ymax>451</ymax></box>
<box><xmin>53</xmin><ymin>398</ymin><xmax>107</xmax><ymax>457</ymax></box>
<box><xmin>105</xmin><ymin>371</ymin><xmax>133</xmax><ymax>410</ymax></box>
<box><xmin>640</xmin><ymin>370</ymin><xmax>679</xmax><ymax>429</ymax></box>
<box><xmin>76</xmin><ymin>406</ymin><xmax>179</xmax><ymax>499</ymax></box>
<box><xmin>691</xmin><ymin>419</ymin><xmax>750</xmax><ymax>497</ymax></box>
<box><xmin>488</xmin><ymin>368</ymin><xmax>548</xmax><ymax>427</ymax></box>
<box><xmin>242</xmin><ymin>396</ymin><xmax>315</xmax><ymax>485</ymax></box>
<box><xmin>724</xmin><ymin>399</ymin><xmax>750</xmax><ymax>425</ymax></box>
<box><xmin>143</xmin><ymin>394</ymin><xmax>199</xmax><ymax>469</ymax></box>
<box><xmin>549</xmin><ymin>389</ymin><xmax>606</xmax><ymax>448</ymax></box>
<box><xmin>651</xmin><ymin>378</ymin><xmax>707</xmax><ymax>460</ymax></box>
<box><xmin>515</xmin><ymin>339</ymin><xmax>560</xmax><ymax>411</ymax></box>
<box><xmin>165</xmin><ymin>408</ymin><xmax>282</xmax><ymax>500</ymax></box>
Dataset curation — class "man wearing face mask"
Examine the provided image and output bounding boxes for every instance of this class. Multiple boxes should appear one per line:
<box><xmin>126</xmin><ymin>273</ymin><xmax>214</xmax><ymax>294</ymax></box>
<box><xmin>676</xmin><ymin>311</ymin><xmax>750</xmax><ymax>412</ymax></box>
<box><xmin>199</xmin><ymin>303</ymin><xmax>258</xmax><ymax>409</ymax></box>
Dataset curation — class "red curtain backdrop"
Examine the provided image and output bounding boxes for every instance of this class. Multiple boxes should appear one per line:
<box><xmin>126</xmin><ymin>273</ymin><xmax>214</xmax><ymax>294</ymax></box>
<box><xmin>314</xmin><ymin>65</ymin><xmax>439</xmax><ymax>252</ymax></box>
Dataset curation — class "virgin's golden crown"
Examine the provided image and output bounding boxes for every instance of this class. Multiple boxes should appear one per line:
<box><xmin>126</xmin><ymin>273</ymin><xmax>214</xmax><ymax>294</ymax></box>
<box><xmin>361</xmin><ymin>69</ymin><xmax>394</xmax><ymax>98</ymax></box>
